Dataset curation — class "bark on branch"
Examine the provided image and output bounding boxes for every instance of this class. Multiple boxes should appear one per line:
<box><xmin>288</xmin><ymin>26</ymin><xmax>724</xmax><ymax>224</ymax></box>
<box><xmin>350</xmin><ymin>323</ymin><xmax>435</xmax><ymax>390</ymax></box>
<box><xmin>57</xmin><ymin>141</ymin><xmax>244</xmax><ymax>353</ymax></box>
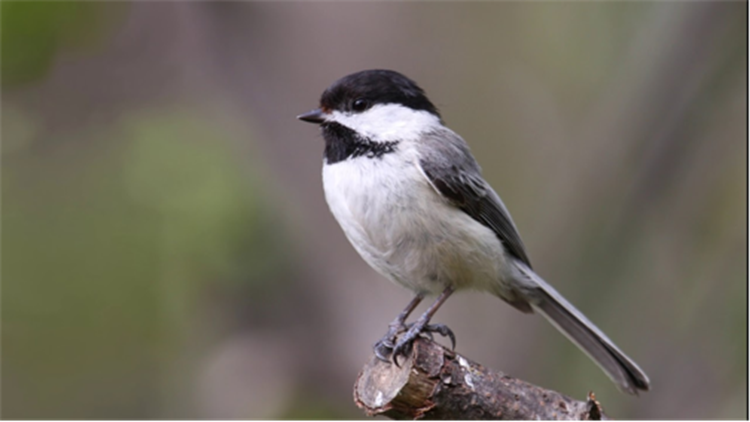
<box><xmin>354</xmin><ymin>338</ymin><xmax>607</xmax><ymax>420</ymax></box>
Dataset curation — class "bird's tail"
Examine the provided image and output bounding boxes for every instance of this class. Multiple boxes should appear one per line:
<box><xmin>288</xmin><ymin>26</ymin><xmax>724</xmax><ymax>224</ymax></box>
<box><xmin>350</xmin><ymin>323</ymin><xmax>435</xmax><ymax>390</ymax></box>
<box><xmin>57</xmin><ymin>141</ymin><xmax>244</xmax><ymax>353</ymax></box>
<box><xmin>519</xmin><ymin>266</ymin><xmax>651</xmax><ymax>395</ymax></box>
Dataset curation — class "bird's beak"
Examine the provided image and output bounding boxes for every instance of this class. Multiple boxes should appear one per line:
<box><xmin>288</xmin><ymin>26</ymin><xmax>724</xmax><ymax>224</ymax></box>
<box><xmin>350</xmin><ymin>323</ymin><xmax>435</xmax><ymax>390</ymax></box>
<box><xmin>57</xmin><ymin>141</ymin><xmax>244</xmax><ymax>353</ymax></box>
<box><xmin>297</xmin><ymin>108</ymin><xmax>326</xmax><ymax>124</ymax></box>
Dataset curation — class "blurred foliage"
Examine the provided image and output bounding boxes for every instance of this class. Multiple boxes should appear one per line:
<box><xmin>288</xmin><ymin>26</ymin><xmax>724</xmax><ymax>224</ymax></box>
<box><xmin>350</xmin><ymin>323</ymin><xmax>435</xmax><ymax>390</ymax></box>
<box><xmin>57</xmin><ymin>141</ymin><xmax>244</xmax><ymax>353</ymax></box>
<box><xmin>1</xmin><ymin>1</ymin><xmax>126</xmax><ymax>87</ymax></box>
<box><xmin>2</xmin><ymin>107</ymin><xmax>295</xmax><ymax>418</ymax></box>
<box><xmin>277</xmin><ymin>390</ymin><xmax>359</xmax><ymax>420</ymax></box>
<box><xmin>121</xmin><ymin>111</ymin><xmax>289</xmax><ymax>294</ymax></box>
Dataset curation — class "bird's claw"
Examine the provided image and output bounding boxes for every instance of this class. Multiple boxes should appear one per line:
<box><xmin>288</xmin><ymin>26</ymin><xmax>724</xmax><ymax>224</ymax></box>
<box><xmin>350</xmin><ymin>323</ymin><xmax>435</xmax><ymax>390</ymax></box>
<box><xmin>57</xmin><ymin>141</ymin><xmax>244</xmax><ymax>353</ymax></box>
<box><xmin>373</xmin><ymin>322</ymin><xmax>408</xmax><ymax>362</ymax></box>
<box><xmin>391</xmin><ymin>322</ymin><xmax>456</xmax><ymax>367</ymax></box>
<box><xmin>423</xmin><ymin>323</ymin><xmax>456</xmax><ymax>350</ymax></box>
<box><xmin>374</xmin><ymin>338</ymin><xmax>395</xmax><ymax>362</ymax></box>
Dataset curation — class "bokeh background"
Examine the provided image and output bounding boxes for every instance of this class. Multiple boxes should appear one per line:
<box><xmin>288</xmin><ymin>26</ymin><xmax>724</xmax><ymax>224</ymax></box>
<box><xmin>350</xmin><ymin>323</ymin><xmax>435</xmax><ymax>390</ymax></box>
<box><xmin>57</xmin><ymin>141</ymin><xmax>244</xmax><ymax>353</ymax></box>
<box><xmin>2</xmin><ymin>1</ymin><xmax>746</xmax><ymax>419</ymax></box>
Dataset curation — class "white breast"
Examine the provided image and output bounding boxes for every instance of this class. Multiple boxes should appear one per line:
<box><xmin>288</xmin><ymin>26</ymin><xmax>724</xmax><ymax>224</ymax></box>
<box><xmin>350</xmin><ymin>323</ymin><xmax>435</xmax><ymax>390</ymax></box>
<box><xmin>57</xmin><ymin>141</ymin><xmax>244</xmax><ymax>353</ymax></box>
<box><xmin>322</xmin><ymin>148</ymin><xmax>509</xmax><ymax>295</ymax></box>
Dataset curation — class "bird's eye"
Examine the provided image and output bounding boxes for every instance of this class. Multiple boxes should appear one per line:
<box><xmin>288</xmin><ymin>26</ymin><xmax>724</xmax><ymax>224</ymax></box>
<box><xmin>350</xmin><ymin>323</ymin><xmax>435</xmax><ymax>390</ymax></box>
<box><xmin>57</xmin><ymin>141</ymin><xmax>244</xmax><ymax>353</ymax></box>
<box><xmin>352</xmin><ymin>98</ymin><xmax>369</xmax><ymax>112</ymax></box>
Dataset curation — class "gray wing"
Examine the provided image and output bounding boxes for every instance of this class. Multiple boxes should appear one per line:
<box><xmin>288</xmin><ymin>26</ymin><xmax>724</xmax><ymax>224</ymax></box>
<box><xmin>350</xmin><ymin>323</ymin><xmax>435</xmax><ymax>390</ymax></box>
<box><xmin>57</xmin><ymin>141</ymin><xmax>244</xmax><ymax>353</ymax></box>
<box><xmin>417</xmin><ymin>129</ymin><xmax>532</xmax><ymax>268</ymax></box>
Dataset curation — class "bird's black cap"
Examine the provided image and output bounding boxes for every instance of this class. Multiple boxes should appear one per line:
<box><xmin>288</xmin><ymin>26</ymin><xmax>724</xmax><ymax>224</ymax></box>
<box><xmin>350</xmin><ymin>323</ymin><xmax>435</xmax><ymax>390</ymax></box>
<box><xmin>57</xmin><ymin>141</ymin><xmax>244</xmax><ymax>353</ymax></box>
<box><xmin>318</xmin><ymin>69</ymin><xmax>440</xmax><ymax>117</ymax></box>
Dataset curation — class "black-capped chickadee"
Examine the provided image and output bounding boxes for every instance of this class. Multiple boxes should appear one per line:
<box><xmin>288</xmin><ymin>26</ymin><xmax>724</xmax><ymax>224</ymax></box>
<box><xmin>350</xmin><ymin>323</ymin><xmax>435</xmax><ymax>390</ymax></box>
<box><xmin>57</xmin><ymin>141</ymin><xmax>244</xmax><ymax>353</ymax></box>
<box><xmin>298</xmin><ymin>69</ymin><xmax>650</xmax><ymax>395</ymax></box>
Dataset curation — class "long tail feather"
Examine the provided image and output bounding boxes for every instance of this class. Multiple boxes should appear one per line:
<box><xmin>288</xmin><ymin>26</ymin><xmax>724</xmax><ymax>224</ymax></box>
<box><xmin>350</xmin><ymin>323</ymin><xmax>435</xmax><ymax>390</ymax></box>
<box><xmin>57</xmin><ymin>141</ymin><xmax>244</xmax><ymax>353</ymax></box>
<box><xmin>520</xmin><ymin>266</ymin><xmax>650</xmax><ymax>394</ymax></box>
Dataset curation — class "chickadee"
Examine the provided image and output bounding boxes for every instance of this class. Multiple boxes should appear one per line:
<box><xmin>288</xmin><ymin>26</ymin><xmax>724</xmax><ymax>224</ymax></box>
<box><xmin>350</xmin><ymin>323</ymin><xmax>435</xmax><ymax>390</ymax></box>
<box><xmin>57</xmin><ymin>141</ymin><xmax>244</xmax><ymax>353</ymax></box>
<box><xmin>298</xmin><ymin>69</ymin><xmax>650</xmax><ymax>395</ymax></box>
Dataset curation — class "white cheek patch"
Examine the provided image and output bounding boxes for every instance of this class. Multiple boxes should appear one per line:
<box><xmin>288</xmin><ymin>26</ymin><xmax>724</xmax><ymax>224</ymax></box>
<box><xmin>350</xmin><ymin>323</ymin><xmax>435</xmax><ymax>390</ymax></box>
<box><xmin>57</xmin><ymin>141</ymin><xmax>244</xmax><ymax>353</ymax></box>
<box><xmin>328</xmin><ymin>103</ymin><xmax>441</xmax><ymax>143</ymax></box>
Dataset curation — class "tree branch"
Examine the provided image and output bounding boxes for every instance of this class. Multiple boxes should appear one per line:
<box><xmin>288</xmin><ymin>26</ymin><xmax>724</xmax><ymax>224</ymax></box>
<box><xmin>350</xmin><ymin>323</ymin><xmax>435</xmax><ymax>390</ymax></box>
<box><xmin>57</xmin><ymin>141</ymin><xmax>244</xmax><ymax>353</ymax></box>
<box><xmin>354</xmin><ymin>338</ymin><xmax>607</xmax><ymax>420</ymax></box>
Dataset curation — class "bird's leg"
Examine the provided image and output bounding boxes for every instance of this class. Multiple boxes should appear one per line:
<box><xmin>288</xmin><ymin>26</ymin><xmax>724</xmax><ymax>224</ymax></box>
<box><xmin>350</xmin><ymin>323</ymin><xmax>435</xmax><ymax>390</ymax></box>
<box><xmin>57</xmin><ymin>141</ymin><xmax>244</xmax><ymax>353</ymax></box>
<box><xmin>373</xmin><ymin>294</ymin><xmax>423</xmax><ymax>361</ymax></box>
<box><xmin>392</xmin><ymin>286</ymin><xmax>455</xmax><ymax>366</ymax></box>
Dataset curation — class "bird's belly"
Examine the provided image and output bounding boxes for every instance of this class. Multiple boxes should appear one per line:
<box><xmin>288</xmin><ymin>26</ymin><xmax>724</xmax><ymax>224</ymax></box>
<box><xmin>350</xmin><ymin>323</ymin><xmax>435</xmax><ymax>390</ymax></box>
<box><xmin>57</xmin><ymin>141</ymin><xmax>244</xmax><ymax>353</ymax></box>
<box><xmin>322</xmin><ymin>158</ymin><xmax>507</xmax><ymax>295</ymax></box>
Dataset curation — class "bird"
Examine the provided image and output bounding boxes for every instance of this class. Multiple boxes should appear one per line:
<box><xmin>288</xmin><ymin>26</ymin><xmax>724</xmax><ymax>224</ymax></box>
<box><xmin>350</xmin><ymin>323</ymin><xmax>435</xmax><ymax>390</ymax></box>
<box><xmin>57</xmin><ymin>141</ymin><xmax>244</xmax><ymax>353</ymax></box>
<box><xmin>297</xmin><ymin>69</ymin><xmax>650</xmax><ymax>394</ymax></box>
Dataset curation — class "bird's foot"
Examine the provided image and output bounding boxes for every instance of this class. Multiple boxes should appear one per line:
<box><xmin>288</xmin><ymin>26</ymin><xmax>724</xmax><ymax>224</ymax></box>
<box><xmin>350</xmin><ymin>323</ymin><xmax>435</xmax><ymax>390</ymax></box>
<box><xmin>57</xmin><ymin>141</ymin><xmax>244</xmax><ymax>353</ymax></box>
<box><xmin>391</xmin><ymin>320</ymin><xmax>456</xmax><ymax>366</ymax></box>
<box><xmin>373</xmin><ymin>322</ymin><xmax>409</xmax><ymax>362</ymax></box>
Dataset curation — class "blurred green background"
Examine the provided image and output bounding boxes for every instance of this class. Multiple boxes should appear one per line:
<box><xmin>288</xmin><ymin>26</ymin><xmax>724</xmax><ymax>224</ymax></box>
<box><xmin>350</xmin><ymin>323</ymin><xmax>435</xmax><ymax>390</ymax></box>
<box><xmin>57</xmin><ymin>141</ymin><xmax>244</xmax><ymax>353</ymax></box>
<box><xmin>2</xmin><ymin>1</ymin><xmax>746</xmax><ymax>419</ymax></box>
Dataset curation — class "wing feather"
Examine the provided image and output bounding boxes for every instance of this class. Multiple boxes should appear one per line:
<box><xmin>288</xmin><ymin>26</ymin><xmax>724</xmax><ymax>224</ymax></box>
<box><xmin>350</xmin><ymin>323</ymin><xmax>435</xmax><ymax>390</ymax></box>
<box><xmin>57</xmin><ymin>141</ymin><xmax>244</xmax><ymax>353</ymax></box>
<box><xmin>417</xmin><ymin>131</ymin><xmax>532</xmax><ymax>268</ymax></box>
